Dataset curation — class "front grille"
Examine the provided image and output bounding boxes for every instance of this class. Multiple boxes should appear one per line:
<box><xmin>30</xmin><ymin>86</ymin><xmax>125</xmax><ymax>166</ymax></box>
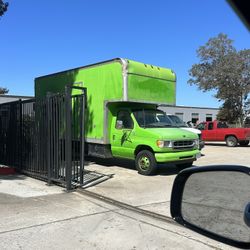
<box><xmin>173</xmin><ymin>140</ymin><xmax>195</xmax><ymax>149</ymax></box>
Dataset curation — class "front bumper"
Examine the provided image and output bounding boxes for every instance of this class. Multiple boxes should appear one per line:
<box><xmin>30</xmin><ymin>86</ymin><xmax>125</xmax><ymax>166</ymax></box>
<box><xmin>155</xmin><ymin>149</ymin><xmax>200</xmax><ymax>163</ymax></box>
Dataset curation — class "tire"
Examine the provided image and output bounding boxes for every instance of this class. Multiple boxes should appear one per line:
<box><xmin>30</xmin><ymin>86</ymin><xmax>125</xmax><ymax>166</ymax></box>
<box><xmin>226</xmin><ymin>136</ymin><xmax>238</xmax><ymax>147</ymax></box>
<box><xmin>239</xmin><ymin>140</ymin><xmax>249</xmax><ymax>146</ymax></box>
<box><xmin>135</xmin><ymin>150</ymin><xmax>157</xmax><ymax>175</ymax></box>
<box><xmin>176</xmin><ymin>162</ymin><xmax>193</xmax><ymax>170</ymax></box>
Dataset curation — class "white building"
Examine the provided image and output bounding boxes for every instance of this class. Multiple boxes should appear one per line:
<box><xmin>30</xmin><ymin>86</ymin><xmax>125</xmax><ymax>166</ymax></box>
<box><xmin>0</xmin><ymin>94</ymin><xmax>33</xmax><ymax>104</ymax></box>
<box><xmin>159</xmin><ymin>105</ymin><xmax>219</xmax><ymax>125</ymax></box>
<box><xmin>0</xmin><ymin>95</ymin><xmax>219</xmax><ymax>126</ymax></box>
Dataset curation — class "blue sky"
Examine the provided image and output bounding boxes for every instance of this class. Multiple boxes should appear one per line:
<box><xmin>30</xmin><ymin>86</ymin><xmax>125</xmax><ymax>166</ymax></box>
<box><xmin>0</xmin><ymin>0</ymin><xmax>249</xmax><ymax>107</ymax></box>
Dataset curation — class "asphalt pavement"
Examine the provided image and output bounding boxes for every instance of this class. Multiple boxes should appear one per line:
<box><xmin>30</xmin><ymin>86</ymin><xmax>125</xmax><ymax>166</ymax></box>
<box><xmin>1</xmin><ymin>143</ymin><xmax>249</xmax><ymax>249</ymax></box>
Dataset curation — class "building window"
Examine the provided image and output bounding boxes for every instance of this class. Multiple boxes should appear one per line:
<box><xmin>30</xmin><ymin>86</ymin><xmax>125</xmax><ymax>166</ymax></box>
<box><xmin>175</xmin><ymin>112</ymin><xmax>184</xmax><ymax>120</ymax></box>
<box><xmin>191</xmin><ymin>113</ymin><xmax>199</xmax><ymax>125</ymax></box>
<box><xmin>206</xmin><ymin>114</ymin><xmax>213</xmax><ymax>122</ymax></box>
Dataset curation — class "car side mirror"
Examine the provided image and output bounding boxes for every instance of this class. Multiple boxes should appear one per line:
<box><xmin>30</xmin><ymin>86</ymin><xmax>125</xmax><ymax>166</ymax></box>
<box><xmin>170</xmin><ymin>165</ymin><xmax>250</xmax><ymax>248</ymax></box>
<box><xmin>116</xmin><ymin>120</ymin><xmax>124</xmax><ymax>129</ymax></box>
<box><xmin>196</xmin><ymin>125</ymin><xmax>204</xmax><ymax>130</ymax></box>
<box><xmin>187</xmin><ymin>121</ymin><xmax>193</xmax><ymax>128</ymax></box>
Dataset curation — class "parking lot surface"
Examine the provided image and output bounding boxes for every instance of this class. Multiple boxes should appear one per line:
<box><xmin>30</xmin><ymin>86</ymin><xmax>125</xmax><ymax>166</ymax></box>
<box><xmin>1</xmin><ymin>143</ymin><xmax>248</xmax><ymax>249</ymax></box>
<box><xmin>0</xmin><ymin>173</ymin><xmax>233</xmax><ymax>250</ymax></box>
<box><xmin>85</xmin><ymin>143</ymin><xmax>250</xmax><ymax>217</ymax></box>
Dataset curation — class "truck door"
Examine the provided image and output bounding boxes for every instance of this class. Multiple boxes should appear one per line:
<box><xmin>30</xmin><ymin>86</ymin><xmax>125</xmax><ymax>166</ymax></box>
<box><xmin>111</xmin><ymin>110</ymin><xmax>135</xmax><ymax>159</ymax></box>
<box><xmin>197</xmin><ymin>122</ymin><xmax>207</xmax><ymax>140</ymax></box>
<box><xmin>205</xmin><ymin>122</ymin><xmax>217</xmax><ymax>141</ymax></box>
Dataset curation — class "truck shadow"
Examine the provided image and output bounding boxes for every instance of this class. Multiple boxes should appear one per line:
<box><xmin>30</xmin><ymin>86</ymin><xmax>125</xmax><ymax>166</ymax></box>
<box><xmin>85</xmin><ymin>157</ymin><xmax>182</xmax><ymax>176</ymax></box>
<box><xmin>205</xmin><ymin>142</ymin><xmax>250</xmax><ymax>147</ymax></box>
<box><xmin>85</xmin><ymin>156</ymin><xmax>135</xmax><ymax>170</ymax></box>
<box><xmin>156</xmin><ymin>164</ymin><xmax>181</xmax><ymax>176</ymax></box>
<box><xmin>205</xmin><ymin>142</ymin><xmax>228</xmax><ymax>147</ymax></box>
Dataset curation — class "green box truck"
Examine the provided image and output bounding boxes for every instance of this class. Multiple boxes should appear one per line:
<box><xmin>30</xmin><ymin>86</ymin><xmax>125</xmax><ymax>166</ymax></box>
<box><xmin>35</xmin><ymin>58</ymin><xmax>200</xmax><ymax>175</ymax></box>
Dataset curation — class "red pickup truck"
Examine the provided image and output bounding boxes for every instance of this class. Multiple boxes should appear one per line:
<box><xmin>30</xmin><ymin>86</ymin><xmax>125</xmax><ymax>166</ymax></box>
<box><xmin>196</xmin><ymin>121</ymin><xmax>250</xmax><ymax>147</ymax></box>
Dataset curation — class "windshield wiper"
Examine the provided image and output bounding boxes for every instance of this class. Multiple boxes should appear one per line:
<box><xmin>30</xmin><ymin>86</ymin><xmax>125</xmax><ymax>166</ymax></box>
<box><xmin>145</xmin><ymin>124</ymin><xmax>159</xmax><ymax>128</ymax></box>
<box><xmin>145</xmin><ymin>124</ymin><xmax>174</xmax><ymax>128</ymax></box>
<box><xmin>164</xmin><ymin>124</ymin><xmax>176</xmax><ymax>127</ymax></box>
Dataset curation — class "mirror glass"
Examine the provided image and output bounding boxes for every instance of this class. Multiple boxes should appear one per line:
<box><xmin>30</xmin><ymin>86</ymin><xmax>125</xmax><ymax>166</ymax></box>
<box><xmin>181</xmin><ymin>171</ymin><xmax>250</xmax><ymax>243</ymax></box>
<box><xmin>116</xmin><ymin>120</ymin><xmax>123</xmax><ymax>129</ymax></box>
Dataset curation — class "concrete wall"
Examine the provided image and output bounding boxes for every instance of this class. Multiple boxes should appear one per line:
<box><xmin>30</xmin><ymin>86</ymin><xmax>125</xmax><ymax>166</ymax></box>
<box><xmin>159</xmin><ymin>105</ymin><xmax>219</xmax><ymax>124</ymax></box>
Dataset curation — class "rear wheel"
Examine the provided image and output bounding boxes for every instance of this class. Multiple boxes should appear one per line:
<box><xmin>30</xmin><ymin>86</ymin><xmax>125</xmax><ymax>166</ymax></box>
<box><xmin>239</xmin><ymin>140</ymin><xmax>249</xmax><ymax>146</ymax></box>
<box><xmin>135</xmin><ymin>150</ymin><xmax>157</xmax><ymax>175</ymax></box>
<box><xmin>226</xmin><ymin>136</ymin><xmax>238</xmax><ymax>147</ymax></box>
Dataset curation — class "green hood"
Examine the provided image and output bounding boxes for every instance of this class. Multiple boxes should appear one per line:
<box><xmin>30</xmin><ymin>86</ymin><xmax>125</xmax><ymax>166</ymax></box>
<box><xmin>139</xmin><ymin>128</ymin><xmax>198</xmax><ymax>140</ymax></box>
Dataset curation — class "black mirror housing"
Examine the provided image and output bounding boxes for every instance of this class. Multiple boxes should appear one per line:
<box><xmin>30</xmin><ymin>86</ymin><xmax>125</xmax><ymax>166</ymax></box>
<box><xmin>116</xmin><ymin>120</ymin><xmax>124</xmax><ymax>129</ymax></box>
<box><xmin>170</xmin><ymin>165</ymin><xmax>250</xmax><ymax>249</ymax></box>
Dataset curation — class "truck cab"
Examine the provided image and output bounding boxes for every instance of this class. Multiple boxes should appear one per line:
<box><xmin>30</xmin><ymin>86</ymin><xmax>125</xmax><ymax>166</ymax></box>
<box><xmin>110</xmin><ymin>105</ymin><xmax>200</xmax><ymax>175</ymax></box>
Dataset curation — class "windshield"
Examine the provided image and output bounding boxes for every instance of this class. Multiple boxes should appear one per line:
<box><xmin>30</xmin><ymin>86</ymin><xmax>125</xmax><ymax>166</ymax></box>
<box><xmin>133</xmin><ymin>109</ymin><xmax>173</xmax><ymax>128</ymax></box>
<box><xmin>167</xmin><ymin>115</ymin><xmax>188</xmax><ymax>127</ymax></box>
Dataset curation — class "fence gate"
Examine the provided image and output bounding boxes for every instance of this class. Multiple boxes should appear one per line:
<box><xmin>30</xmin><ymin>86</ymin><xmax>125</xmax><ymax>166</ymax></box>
<box><xmin>0</xmin><ymin>86</ymin><xmax>87</xmax><ymax>190</ymax></box>
<box><xmin>46</xmin><ymin>87</ymin><xmax>86</xmax><ymax>189</ymax></box>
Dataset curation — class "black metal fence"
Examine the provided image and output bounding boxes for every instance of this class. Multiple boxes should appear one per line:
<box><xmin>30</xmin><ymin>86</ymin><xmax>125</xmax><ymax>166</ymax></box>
<box><xmin>0</xmin><ymin>87</ymin><xmax>87</xmax><ymax>190</ymax></box>
<box><xmin>0</xmin><ymin>99</ymin><xmax>21</xmax><ymax>167</ymax></box>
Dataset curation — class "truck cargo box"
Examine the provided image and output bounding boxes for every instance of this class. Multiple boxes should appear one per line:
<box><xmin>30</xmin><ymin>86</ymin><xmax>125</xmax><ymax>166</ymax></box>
<box><xmin>35</xmin><ymin>58</ymin><xmax>176</xmax><ymax>144</ymax></box>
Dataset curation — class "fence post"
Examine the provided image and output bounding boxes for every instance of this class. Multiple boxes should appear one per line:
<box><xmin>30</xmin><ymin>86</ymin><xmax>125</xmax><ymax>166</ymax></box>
<box><xmin>46</xmin><ymin>94</ymin><xmax>52</xmax><ymax>185</ymax></box>
<box><xmin>65</xmin><ymin>86</ymin><xmax>72</xmax><ymax>190</ymax></box>
<box><xmin>79</xmin><ymin>93</ymin><xmax>84</xmax><ymax>185</ymax></box>
<box><xmin>19</xmin><ymin>99</ymin><xmax>22</xmax><ymax>171</ymax></box>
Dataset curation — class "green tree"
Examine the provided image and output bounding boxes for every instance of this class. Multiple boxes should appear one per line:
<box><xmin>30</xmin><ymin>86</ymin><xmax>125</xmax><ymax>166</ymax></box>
<box><xmin>188</xmin><ymin>33</ymin><xmax>250</xmax><ymax>126</ymax></box>
<box><xmin>0</xmin><ymin>87</ymin><xmax>9</xmax><ymax>94</ymax></box>
<box><xmin>0</xmin><ymin>0</ymin><xmax>8</xmax><ymax>17</ymax></box>
<box><xmin>0</xmin><ymin>1</ymin><xmax>9</xmax><ymax>93</ymax></box>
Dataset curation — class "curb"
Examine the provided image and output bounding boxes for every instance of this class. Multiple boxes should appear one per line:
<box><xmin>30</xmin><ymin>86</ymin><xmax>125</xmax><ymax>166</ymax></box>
<box><xmin>0</xmin><ymin>166</ymin><xmax>16</xmax><ymax>175</ymax></box>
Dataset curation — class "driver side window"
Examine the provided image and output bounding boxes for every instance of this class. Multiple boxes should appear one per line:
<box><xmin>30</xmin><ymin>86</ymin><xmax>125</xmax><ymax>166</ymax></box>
<box><xmin>208</xmin><ymin>123</ymin><xmax>213</xmax><ymax>130</ymax></box>
<box><xmin>116</xmin><ymin>111</ymin><xmax>134</xmax><ymax>129</ymax></box>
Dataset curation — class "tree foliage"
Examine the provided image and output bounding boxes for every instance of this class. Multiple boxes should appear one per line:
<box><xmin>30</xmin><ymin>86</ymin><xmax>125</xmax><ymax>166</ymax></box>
<box><xmin>0</xmin><ymin>0</ymin><xmax>8</xmax><ymax>17</ymax></box>
<box><xmin>188</xmin><ymin>33</ymin><xmax>250</xmax><ymax>125</ymax></box>
<box><xmin>0</xmin><ymin>87</ymin><xmax>9</xmax><ymax>94</ymax></box>
<box><xmin>0</xmin><ymin>1</ymin><xmax>9</xmax><ymax>94</ymax></box>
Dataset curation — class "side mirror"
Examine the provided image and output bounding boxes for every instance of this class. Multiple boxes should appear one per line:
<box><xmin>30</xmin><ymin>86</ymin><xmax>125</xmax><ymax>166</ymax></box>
<box><xmin>170</xmin><ymin>165</ymin><xmax>250</xmax><ymax>248</ymax></box>
<box><xmin>116</xmin><ymin>120</ymin><xmax>123</xmax><ymax>129</ymax></box>
<box><xmin>196</xmin><ymin>124</ymin><xmax>204</xmax><ymax>130</ymax></box>
<box><xmin>187</xmin><ymin>121</ymin><xmax>193</xmax><ymax>128</ymax></box>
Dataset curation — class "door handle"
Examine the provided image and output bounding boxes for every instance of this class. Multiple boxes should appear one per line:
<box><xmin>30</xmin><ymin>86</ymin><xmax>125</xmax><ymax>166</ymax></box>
<box><xmin>113</xmin><ymin>135</ymin><xmax>115</xmax><ymax>140</ymax></box>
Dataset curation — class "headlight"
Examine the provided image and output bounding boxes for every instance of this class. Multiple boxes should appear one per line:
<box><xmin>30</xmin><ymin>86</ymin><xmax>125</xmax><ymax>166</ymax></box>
<box><xmin>156</xmin><ymin>140</ymin><xmax>173</xmax><ymax>148</ymax></box>
<box><xmin>156</xmin><ymin>140</ymin><xmax>164</xmax><ymax>148</ymax></box>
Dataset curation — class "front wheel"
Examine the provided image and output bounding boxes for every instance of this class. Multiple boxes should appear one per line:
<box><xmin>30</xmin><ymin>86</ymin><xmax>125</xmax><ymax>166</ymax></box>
<box><xmin>135</xmin><ymin>150</ymin><xmax>157</xmax><ymax>175</ymax></box>
<box><xmin>226</xmin><ymin>136</ymin><xmax>238</xmax><ymax>147</ymax></box>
